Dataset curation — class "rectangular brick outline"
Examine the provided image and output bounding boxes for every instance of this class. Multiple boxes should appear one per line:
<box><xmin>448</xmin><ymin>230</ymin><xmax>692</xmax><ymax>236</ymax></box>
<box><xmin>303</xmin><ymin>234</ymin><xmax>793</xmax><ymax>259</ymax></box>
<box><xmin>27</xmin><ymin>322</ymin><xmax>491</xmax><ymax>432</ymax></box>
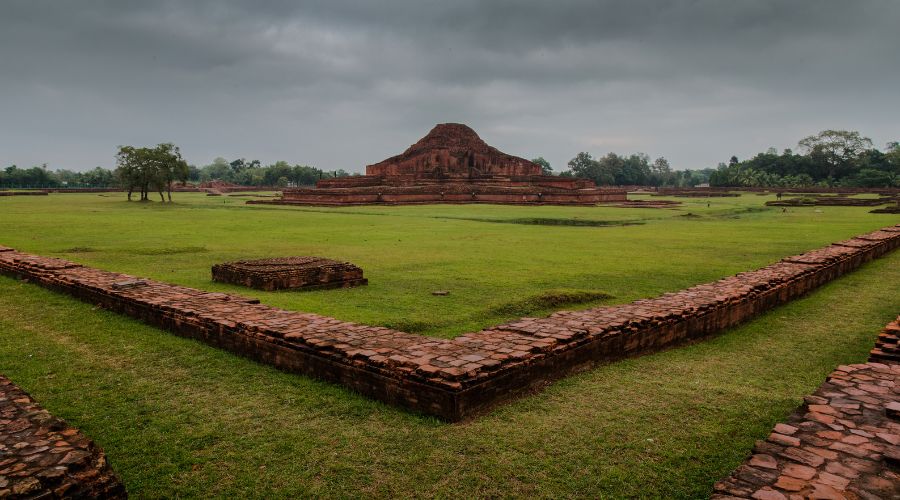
<box><xmin>0</xmin><ymin>223</ymin><xmax>898</xmax><ymax>421</ymax></box>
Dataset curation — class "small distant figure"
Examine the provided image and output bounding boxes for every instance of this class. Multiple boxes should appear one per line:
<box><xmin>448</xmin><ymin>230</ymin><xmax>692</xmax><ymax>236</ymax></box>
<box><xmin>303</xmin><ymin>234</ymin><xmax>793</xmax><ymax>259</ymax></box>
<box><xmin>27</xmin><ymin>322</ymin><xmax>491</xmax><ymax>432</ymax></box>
<box><xmin>707</xmin><ymin>201</ymin><xmax>710</xmax><ymax>208</ymax></box>
<box><xmin>776</xmin><ymin>192</ymin><xmax>783</xmax><ymax>200</ymax></box>
<box><xmin>782</xmin><ymin>208</ymin><xmax>786</xmax><ymax>213</ymax></box>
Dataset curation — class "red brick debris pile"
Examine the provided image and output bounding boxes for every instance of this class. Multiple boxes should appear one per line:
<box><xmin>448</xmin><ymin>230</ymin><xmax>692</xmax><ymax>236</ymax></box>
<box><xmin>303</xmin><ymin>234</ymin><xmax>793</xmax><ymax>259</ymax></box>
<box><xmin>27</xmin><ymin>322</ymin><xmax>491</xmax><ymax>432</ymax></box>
<box><xmin>212</xmin><ymin>256</ymin><xmax>367</xmax><ymax>291</ymax></box>
<box><xmin>0</xmin><ymin>225</ymin><xmax>898</xmax><ymax>421</ymax></box>
<box><xmin>0</xmin><ymin>376</ymin><xmax>125</xmax><ymax>498</ymax></box>
<box><xmin>249</xmin><ymin>123</ymin><xmax>627</xmax><ymax>206</ymax></box>
<box><xmin>713</xmin><ymin>317</ymin><xmax>900</xmax><ymax>499</ymax></box>
<box><xmin>871</xmin><ymin>318</ymin><xmax>900</xmax><ymax>365</ymax></box>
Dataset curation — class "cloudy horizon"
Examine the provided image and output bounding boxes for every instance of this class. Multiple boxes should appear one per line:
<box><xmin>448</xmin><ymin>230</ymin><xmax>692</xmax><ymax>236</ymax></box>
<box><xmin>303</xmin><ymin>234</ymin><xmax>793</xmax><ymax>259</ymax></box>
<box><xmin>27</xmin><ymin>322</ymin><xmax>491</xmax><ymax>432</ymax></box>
<box><xmin>2</xmin><ymin>0</ymin><xmax>898</xmax><ymax>173</ymax></box>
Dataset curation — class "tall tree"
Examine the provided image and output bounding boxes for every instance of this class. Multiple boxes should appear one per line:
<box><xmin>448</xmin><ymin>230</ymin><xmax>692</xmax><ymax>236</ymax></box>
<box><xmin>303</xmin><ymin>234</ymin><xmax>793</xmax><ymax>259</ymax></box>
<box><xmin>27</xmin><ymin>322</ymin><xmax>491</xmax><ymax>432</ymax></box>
<box><xmin>115</xmin><ymin>143</ymin><xmax>188</xmax><ymax>201</ymax></box>
<box><xmin>797</xmin><ymin>130</ymin><xmax>873</xmax><ymax>180</ymax></box>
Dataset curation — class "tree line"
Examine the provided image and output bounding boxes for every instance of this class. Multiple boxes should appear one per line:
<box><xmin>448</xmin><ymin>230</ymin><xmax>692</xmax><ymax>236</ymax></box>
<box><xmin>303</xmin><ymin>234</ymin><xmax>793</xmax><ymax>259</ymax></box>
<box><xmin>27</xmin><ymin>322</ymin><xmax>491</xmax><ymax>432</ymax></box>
<box><xmin>553</xmin><ymin>152</ymin><xmax>705</xmax><ymax>187</ymax></box>
<box><xmin>189</xmin><ymin>157</ymin><xmax>348</xmax><ymax>187</ymax></box>
<box><xmin>554</xmin><ymin>130</ymin><xmax>898</xmax><ymax>188</ymax></box>
<box><xmin>708</xmin><ymin>130</ymin><xmax>898</xmax><ymax>188</ymax></box>
<box><xmin>1</xmin><ymin>155</ymin><xmax>347</xmax><ymax>190</ymax></box>
<box><xmin>0</xmin><ymin>165</ymin><xmax>115</xmax><ymax>189</ymax></box>
<box><xmin>3</xmin><ymin>129</ymin><xmax>896</xmax><ymax>191</ymax></box>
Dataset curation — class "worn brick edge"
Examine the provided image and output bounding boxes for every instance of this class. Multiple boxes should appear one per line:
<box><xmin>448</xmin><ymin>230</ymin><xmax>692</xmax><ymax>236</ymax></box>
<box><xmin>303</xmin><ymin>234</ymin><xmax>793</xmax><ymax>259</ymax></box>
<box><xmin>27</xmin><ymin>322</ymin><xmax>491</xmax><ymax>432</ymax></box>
<box><xmin>712</xmin><ymin>318</ymin><xmax>900</xmax><ymax>499</ymax></box>
<box><xmin>0</xmin><ymin>223</ymin><xmax>898</xmax><ymax>422</ymax></box>
<box><xmin>0</xmin><ymin>375</ymin><xmax>126</xmax><ymax>498</ymax></box>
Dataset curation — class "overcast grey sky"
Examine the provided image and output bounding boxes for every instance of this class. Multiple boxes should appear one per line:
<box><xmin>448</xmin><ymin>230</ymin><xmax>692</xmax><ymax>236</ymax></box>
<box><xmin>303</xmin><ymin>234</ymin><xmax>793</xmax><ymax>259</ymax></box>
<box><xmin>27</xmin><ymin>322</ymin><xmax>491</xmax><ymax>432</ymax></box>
<box><xmin>2</xmin><ymin>1</ymin><xmax>898</xmax><ymax>173</ymax></box>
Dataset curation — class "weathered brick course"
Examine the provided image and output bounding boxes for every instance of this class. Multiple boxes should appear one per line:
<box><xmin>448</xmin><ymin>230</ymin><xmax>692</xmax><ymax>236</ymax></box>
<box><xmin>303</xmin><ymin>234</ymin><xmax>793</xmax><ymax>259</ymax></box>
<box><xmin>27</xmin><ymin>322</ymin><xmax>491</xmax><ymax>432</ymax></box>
<box><xmin>0</xmin><ymin>376</ymin><xmax>125</xmax><ymax>499</ymax></box>
<box><xmin>1</xmin><ymin>224</ymin><xmax>898</xmax><ymax>421</ymax></box>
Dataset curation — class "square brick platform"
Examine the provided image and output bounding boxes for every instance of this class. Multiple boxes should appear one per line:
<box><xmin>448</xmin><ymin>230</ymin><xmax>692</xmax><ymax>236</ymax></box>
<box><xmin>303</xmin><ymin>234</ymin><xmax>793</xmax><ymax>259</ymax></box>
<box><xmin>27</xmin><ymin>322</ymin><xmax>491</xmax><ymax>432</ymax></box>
<box><xmin>211</xmin><ymin>257</ymin><xmax>367</xmax><ymax>291</ymax></box>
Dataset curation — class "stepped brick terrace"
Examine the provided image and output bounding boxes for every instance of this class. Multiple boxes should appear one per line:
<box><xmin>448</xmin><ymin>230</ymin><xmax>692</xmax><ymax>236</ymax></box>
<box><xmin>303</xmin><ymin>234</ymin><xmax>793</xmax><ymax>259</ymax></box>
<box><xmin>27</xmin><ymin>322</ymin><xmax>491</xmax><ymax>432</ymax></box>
<box><xmin>0</xmin><ymin>224</ymin><xmax>898</xmax><ymax>421</ymax></box>
<box><xmin>211</xmin><ymin>256</ymin><xmax>367</xmax><ymax>291</ymax></box>
<box><xmin>713</xmin><ymin>317</ymin><xmax>900</xmax><ymax>500</ymax></box>
<box><xmin>0</xmin><ymin>376</ymin><xmax>125</xmax><ymax>498</ymax></box>
<box><xmin>250</xmin><ymin>123</ymin><xmax>627</xmax><ymax>206</ymax></box>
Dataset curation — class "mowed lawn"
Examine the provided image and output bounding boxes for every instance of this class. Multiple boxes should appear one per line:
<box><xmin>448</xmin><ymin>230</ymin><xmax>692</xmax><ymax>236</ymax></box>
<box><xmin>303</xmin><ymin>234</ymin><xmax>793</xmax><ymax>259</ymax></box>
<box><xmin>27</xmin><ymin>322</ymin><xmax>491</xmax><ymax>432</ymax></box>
<box><xmin>0</xmin><ymin>191</ymin><xmax>897</xmax><ymax>336</ymax></box>
<box><xmin>0</xmin><ymin>192</ymin><xmax>898</xmax><ymax>498</ymax></box>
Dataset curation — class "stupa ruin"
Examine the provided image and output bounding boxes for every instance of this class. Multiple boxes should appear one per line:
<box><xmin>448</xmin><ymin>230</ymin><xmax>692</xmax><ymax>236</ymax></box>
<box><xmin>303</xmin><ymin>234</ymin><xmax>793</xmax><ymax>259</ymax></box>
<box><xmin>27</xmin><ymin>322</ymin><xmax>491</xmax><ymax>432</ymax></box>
<box><xmin>251</xmin><ymin>123</ymin><xmax>627</xmax><ymax>206</ymax></box>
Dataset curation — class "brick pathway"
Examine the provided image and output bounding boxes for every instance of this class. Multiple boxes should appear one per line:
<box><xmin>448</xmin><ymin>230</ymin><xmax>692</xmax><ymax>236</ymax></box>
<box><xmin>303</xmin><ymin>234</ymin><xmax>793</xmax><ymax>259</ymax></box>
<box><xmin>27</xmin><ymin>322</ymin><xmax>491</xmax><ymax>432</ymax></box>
<box><xmin>0</xmin><ymin>224</ymin><xmax>898</xmax><ymax>421</ymax></box>
<box><xmin>0</xmin><ymin>376</ymin><xmax>125</xmax><ymax>498</ymax></box>
<box><xmin>712</xmin><ymin>318</ymin><xmax>900</xmax><ymax>499</ymax></box>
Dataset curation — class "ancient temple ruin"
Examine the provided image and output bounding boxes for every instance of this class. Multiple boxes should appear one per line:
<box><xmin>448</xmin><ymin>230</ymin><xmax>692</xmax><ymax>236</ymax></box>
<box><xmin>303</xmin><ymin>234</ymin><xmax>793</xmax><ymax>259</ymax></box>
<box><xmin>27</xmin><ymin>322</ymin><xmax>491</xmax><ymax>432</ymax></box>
<box><xmin>252</xmin><ymin>123</ymin><xmax>627</xmax><ymax>206</ymax></box>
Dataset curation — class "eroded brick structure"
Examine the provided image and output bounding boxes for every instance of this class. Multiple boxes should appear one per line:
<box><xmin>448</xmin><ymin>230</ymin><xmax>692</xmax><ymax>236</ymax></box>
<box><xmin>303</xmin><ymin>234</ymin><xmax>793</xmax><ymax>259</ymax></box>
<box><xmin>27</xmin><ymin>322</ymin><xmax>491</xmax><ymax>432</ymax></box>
<box><xmin>0</xmin><ymin>376</ymin><xmax>125</xmax><ymax>498</ymax></box>
<box><xmin>871</xmin><ymin>318</ymin><xmax>900</xmax><ymax>367</ymax></box>
<box><xmin>1</xmin><ymin>225</ymin><xmax>898</xmax><ymax>421</ymax></box>
<box><xmin>212</xmin><ymin>257</ymin><xmax>367</xmax><ymax>291</ymax></box>
<box><xmin>251</xmin><ymin>124</ymin><xmax>627</xmax><ymax>206</ymax></box>
<box><xmin>713</xmin><ymin>317</ymin><xmax>900</xmax><ymax>500</ymax></box>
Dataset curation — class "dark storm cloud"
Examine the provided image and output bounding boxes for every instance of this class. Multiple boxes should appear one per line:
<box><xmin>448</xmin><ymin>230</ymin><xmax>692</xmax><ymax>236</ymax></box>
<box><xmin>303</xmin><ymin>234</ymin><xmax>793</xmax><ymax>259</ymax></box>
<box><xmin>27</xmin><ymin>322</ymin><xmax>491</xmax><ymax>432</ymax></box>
<box><xmin>1</xmin><ymin>0</ymin><xmax>898</xmax><ymax>172</ymax></box>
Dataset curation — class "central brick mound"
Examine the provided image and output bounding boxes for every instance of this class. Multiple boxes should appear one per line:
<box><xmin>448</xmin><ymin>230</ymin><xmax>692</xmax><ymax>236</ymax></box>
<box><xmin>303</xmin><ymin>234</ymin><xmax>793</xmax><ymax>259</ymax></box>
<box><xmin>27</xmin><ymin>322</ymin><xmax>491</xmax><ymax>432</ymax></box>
<box><xmin>249</xmin><ymin>124</ymin><xmax>626</xmax><ymax>206</ymax></box>
<box><xmin>0</xmin><ymin>225</ymin><xmax>899</xmax><ymax>421</ymax></box>
<box><xmin>212</xmin><ymin>257</ymin><xmax>367</xmax><ymax>291</ymax></box>
<box><xmin>0</xmin><ymin>376</ymin><xmax>125</xmax><ymax>498</ymax></box>
<box><xmin>713</xmin><ymin>318</ymin><xmax>900</xmax><ymax>500</ymax></box>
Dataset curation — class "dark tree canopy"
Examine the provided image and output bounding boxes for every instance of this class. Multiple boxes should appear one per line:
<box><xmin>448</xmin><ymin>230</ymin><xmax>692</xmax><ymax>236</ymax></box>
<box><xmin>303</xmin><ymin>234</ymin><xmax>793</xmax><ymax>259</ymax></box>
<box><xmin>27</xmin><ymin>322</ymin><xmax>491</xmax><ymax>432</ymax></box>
<box><xmin>559</xmin><ymin>129</ymin><xmax>896</xmax><ymax>188</ymax></box>
<box><xmin>115</xmin><ymin>143</ymin><xmax>189</xmax><ymax>201</ymax></box>
<box><xmin>708</xmin><ymin>130</ymin><xmax>895</xmax><ymax>188</ymax></box>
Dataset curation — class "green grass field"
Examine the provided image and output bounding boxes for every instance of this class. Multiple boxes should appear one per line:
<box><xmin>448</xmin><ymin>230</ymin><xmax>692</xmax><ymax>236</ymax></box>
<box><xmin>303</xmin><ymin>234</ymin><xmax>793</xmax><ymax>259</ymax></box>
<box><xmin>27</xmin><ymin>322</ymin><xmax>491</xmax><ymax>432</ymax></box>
<box><xmin>0</xmin><ymin>192</ymin><xmax>897</xmax><ymax>337</ymax></box>
<box><xmin>0</xmin><ymin>192</ymin><xmax>898</xmax><ymax>498</ymax></box>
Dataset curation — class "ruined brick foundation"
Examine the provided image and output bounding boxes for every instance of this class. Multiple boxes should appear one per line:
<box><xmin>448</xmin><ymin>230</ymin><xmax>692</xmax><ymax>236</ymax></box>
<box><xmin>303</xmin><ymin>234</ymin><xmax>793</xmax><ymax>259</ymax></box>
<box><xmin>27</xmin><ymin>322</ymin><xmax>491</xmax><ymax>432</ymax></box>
<box><xmin>0</xmin><ymin>224</ymin><xmax>898</xmax><ymax>422</ymax></box>
<box><xmin>211</xmin><ymin>257</ymin><xmax>367</xmax><ymax>291</ymax></box>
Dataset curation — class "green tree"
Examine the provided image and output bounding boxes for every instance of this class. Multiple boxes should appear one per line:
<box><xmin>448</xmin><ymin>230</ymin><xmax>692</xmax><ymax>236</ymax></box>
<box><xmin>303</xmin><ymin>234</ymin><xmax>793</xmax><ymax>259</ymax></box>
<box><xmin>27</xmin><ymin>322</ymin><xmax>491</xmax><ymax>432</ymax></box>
<box><xmin>798</xmin><ymin>130</ymin><xmax>873</xmax><ymax>180</ymax></box>
<box><xmin>115</xmin><ymin>143</ymin><xmax>188</xmax><ymax>201</ymax></box>
<box><xmin>531</xmin><ymin>157</ymin><xmax>553</xmax><ymax>175</ymax></box>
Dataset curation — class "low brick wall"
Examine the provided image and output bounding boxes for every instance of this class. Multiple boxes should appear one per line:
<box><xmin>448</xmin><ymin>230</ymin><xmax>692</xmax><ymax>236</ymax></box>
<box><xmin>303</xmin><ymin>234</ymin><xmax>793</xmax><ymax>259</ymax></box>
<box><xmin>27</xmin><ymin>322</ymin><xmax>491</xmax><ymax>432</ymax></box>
<box><xmin>1</xmin><ymin>224</ymin><xmax>898</xmax><ymax>421</ymax></box>
<box><xmin>0</xmin><ymin>191</ymin><xmax>49</xmax><ymax>197</ymax></box>
<box><xmin>250</xmin><ymin>184</ymin><xmax>627</xmax><ymax>206</ymax></box>
<box><xmin>713</xmin><ymin>317</ymin><xmax>900</xmax><ymax>499</ymax></box>
<box><xmin>0</xmin><ymin>376</ymin><xmax>125</xmax><ymax>498</ymax></box>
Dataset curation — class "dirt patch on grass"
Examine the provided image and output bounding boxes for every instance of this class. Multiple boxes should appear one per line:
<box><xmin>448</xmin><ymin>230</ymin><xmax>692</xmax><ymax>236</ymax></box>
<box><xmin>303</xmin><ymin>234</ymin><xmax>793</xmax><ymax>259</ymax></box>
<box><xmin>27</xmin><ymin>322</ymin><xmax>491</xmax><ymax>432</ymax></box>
<box><xmin>132</xmin><ymin>246</ymin><xmax>208</xmax><ymax>255</ymax></box>
<box><xmin>61</xmin><ymin>246</ymin><xmax>96</xmax><ymax>253</ymax></box>
<box><xmin>382</xmin><ymin>319</ymin><xmax>444</xmax><ymax>334</ymax></box>
<box><xmin>446</xmin><ymin>217</ymin><xmax>644</xmax><ymax>227</ymax></box>
<box><xmin>489</xmin><ymin>289</ymin><xmax>613</xmax><ymax>316</ymax></box>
